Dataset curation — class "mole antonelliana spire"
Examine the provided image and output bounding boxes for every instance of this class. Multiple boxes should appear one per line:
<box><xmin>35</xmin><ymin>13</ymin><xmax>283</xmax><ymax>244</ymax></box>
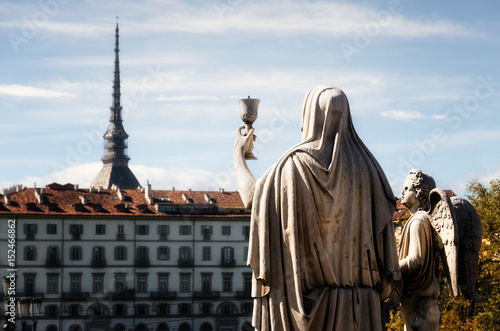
<box><xmin>91</xmin><ymin>21</ymin><xmax>140</xmax><ymax>189</ymax></box>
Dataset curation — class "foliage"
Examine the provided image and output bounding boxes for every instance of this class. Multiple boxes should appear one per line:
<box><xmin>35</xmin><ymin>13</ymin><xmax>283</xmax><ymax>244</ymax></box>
<box><xmin>386</xmin><ymin>179</ymin><xmax>500</xmax><ymax>330</ymax></box>
<box><xmin>385</xmin><ymin>308</ymin><xmax>404</xmax><ymax>331</ymax></box>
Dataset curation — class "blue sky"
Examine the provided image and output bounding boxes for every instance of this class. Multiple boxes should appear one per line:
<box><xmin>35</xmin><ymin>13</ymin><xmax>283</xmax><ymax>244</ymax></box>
<box><xmin>1</xmin><ymin>0</ymin><xmax>499</xmax><ymax>198</ymax></box>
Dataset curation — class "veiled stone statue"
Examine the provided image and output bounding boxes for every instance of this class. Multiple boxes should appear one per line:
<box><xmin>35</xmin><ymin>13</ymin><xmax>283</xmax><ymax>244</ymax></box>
<box><xmin>234</xmin><ymin>85</ymin><xmax>401</xmax><ymax>330</ymax></box>
<box><xmin>394</xmin><ymin>169</ymin><xmax>482</xmax><ymax>331</ymax></box>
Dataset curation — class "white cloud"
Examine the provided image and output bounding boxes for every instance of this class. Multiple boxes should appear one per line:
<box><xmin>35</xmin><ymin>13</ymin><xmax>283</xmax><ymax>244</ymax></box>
<box><xmin>0</xmin><ymin>163</ymin><xmax>236</xmax><ymax>192</ymax></box>
<box><xmin>0</xmin><ymin>84</ymin><xmax>76</xmax><ymax>98</ymax></box>
<box><xmin>0</xmin><ymin>0</ymin><xmax>479</xmax><ymax>39</ymax></box>
<box><xmin>380</xmin><ymin>110</ymin><xmax>445</xmax><ymax>121</ymax></box>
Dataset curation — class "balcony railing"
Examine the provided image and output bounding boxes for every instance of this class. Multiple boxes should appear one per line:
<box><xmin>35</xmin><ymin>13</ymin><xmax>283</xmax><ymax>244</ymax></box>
<box><xmin>193</xmin><ymin>291</ymin><xmax>220</xmax><ymax>300</ymax></box>
<box><xmin>150</xmin><ymin>291</ymin><xmax>177</xmax><ymax>300</ymax></box>
<box><xmin>91</xmin><ymin>258</ymin><xmax>107</xmax><ymax>268</ymax></box>
<box><xmin>220</xmin><ymin>259</ymin><xmax>236</xmax><ymax>267</ymax></box>
<box><xmin>108</xmin><ymin>290</ymin><xmax>135</xmax><ymax>301</ymax></box>
<box><xmin>236</xmin><ymin>290</ymin><xmax>252</xmax><ymax>299</ymax></box>
<box><xmin>135</xmin><ymin>259</ymin><xmax>150</xmax><ymax>268</ymax></box>
<box><xmin>45</xmin><ymin>258</ymin><xmax>61</xmax><ymax>268</ymax></box>
<box><xmin>116</xmin><ymin>233</ymin><xmax>126</xmax><ymax>240</ymax></box>
<box><xmin>62</xmin><ymin>292</ymin><xmax>90</xmax><ymax>301</ymax></box>
<box><xmin>177</xmin><ymin>259</ymin><xmax>194</xmax><ymax>268</ymax></box>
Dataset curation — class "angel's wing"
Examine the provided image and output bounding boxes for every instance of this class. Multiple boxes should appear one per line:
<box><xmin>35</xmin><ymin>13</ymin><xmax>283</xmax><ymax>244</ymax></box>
<box><xmin>451</xmin><ymin>196</ymin><xmax>482</xmax><ymax>299</ymax></box>
<box><xmin>428</xmin><ymin>188</ymin><xmax>459</xmax><ymax>296</ymax></box>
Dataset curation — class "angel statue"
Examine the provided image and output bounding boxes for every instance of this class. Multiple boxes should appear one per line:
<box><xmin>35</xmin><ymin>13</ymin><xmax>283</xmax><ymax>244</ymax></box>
<box><xmin>394</xmin><ymin>169</ymin><xmax>482</xmax><ymax>331</ymax></box>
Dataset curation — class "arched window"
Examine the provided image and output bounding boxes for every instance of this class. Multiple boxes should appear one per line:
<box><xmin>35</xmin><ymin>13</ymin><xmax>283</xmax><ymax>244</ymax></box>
<box><xmin>241</xmin><ymin>322</ymin><xmax>253</xmax><ymax>331</ymax></box>
<box><xmin>136</xmin><ymin>323</ymin><xmax>148</xmax><ymax>330</ymax></box>
<box><xmin>87</xmin><ymin>303</ymin><xmax>110</xmax><ymax>316</ymax></box>
<box><xmin>200</xmin><ymin>322</ymin><xmax>213</xmax><ymax>331</ymax></box>
<box><xmin>157</xmin><ymin>323</ymin><xmax>169</xmax><ymax>331</ymax></box>
<box><xmin>45</xmin><ymin>325</ymin><xmax>58</xmax><ymax>331</ymax></box>
<box><xmin>68</xmin><ymin>325</ymin><xmax>82</xmax><ymax>331</ymax></box>
<box><xmin>216</xmin><ymin>302</ymin><xmax>238</xmax><ymax>315</ymax></box>
<box><xmin>179</xmin><ymin>322</ymin><xmax>192</xmax><ymax>331</ymax></box>
<box><xmin>113</xmin><ymin>323</ymin><xmax>126</xmax><ymax>331</ymax></box>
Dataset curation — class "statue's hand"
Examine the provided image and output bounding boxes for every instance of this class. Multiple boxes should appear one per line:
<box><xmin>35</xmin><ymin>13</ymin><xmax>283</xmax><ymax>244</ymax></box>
<box><xmin>234</xmin><ymin>125</ymin><xmax>255</xmax><ymax>156</ymax></box>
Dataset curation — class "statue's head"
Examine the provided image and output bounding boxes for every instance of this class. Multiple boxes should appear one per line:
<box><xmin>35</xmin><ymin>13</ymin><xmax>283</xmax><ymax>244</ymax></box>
<box><xmin>301</xmin><ymin>85</ymin><xmax>350</xmax><ymax>143</ymax></box>
<box><xmin>402</xmin><ymin>169</ymin><xmax>436</xmax><ymax>211</ymax></box>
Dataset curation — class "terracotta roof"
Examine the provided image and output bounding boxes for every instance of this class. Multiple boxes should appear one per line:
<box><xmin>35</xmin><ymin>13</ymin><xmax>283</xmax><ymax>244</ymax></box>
<box><xmin>0</xmin><ymin>183</ymin><xmax>248</xmax><ymax>218</ymax></box>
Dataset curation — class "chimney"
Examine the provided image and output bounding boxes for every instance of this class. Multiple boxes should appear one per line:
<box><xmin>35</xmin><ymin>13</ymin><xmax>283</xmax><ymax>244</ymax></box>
<box><xmin>219</xmin><ymin>188</ymin><xmax>225</xmax><ymax>194</ymax></box>
<box><xmin>145</xmin><ymin>181</ymin><xmax>153</xmax><ymax>205</ymax></box>
<box><xmin>4</xmin><ymin>195</ymin><xmax>10</xmax><ymax>205</ymax></box>
<box><xmin>117</xmin><ymin>190</ymin><xmax>125</xmax><ymax>201</ymax></box>
<box><xmin>79</xmin><ymin>196</ymin><xmax>87</xmax><ymax>205</ymax></box>
<box><xmin>74</xmin><ymin>184</ymin><xmax>79</xmax><ymax>191</ymax></box>
<box><xmin>34</xmin><ymin>189</ymin><xmax>44</xmax><ymax>204</ymax></box>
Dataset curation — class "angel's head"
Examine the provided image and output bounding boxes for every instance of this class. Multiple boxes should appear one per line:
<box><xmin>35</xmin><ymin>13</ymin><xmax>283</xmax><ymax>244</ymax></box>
<box><xmin>402</xmin><ymin>169</ymin><xmax>436</xmax><ymax>212</ymax></box>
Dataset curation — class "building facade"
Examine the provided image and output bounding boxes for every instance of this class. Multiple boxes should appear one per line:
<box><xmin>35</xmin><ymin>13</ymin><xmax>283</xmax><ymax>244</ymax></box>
<box><xmin>0</xmin><ymin>184</ymin><xmax>253</xmax><ymax>331</ymax></box>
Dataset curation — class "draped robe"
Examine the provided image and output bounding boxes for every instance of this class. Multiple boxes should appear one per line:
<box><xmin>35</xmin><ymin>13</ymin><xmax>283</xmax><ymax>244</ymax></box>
<box><xmin>248</xmin><ymin>86</ymin><xmax>401</xmax><ymax>330</ymax></box>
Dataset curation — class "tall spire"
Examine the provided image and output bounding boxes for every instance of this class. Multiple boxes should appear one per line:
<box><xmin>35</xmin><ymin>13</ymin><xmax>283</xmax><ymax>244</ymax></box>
<box><xmin>91</xmin><ymin>21</ymin><xmax>140</xmax><ymax>190</ymax></box>
<box><xmin>112</xmin><ymin>20</ymin><xmax>122</xmax><ymax>120</ymax></box>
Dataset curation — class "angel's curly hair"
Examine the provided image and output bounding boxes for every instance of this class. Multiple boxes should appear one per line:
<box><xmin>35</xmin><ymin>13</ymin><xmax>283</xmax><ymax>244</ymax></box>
<box><xmin>408</xmin><ymin>169</ymin><xmax>436</xmax><ymax>211</ymax></box>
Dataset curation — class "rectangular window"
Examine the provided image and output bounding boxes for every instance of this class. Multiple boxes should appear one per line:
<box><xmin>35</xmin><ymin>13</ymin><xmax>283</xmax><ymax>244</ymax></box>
<box><xmin>47</xmin><ymin>274</ymin><xmax>58</xmax><ymax>294</ymax></box>
<box><xmin>92</xmin><ymin>246</ymin><xmax>105</xmax><ymax>266</ymax></box>
<box><xmin>221</xmin><ymin>247</ymin><xmax>235</xmax><ymax>266</ymax></box>
<box><xmin>24</xmin><ymin>224</ymin><xmax>37</xmax><ymax>240</ymax></box>
<box><xmin>157</xmin><ymin>246</ymin><xmax>170</xmax><ymax>260</ymax></box>
<box><xmin>201</xmin><ymin>273</ymin><xmax>212</xmax><ymax>294</ymax></box>
<box><xmin>137</xmin><ymin>274</ymin><xmax>148</xmax><ymax>293</ymax></box>
<box><xmin>136</xmin><ymin>246</ymin><xmax>149</xmax><ymax>266</ymax></box>
<box><xmin>179</xmin><ymin>247</ymin><xmax>191</xmax><ymax>260</ymax></box>
<box><xmin>180</xmin><ymin>274</ymin><xmax>191</xmax><ymax>293</ymax></box>
<box><xmin>200</xmin><ymin>303</ymin><xmax>212</xmax><ymax>314</ymax></box>
<box><xmin>202</xmin><ymin>246</ymin><xmax>211</xmax><ymax>261</ymax></box>
<box><xmin>157</xmin><ymin>303</ymin><xmax>169</xmax><ymax>315</ymax></box>
<box><xmin>47</xmin><ymin>224</ymin><xmax>57</xmax><ymax>234</ymax></box>
<box><xmin>179</xmin><ymin>225</ymin><xmax>191</xmax><ymax>235</ymax></box>
<box><xmin>115</xmin><ymin>273</ymin><xmax>126</xmax><ymax>293</ymax></box>
<box><xmin>114</xmin><ymin>246</ymin><xmax>127</xmax><ymax>261</ymax></box>
<box><xmin>222</xmin><ymin>225</ymin><xmax>231</xmax><ymax>236</ymax></box>
<box><xmin>70</xmin><ymin>246</ymin><xmax>82</xmax><ymax>261</ymax></box>
<box><xmin>115</xmin><ymin>304</ymin><xmax>127</xmax><ymax>316</ymax></box>
<box><xmin>68</xmin><ymin>304</ymin><xmax>80</xmax><ymax>316</ymax></box>
<box><xmin>158</xmin><ymin>274</ymin><xmax>169</xmax><ymax>293</ymax></box>
<box><xmin>179</xmin><ymin>303</ymin><xmax>191</xmax><ymax>315</ymax></box>
<box><xmin>46</xmin><ymin>305</ymin><xmax>58</xmax><ymax>317</ymax></box>
<box><xmin>93</xmin><ymin>274</ymin><xmax>104</xmax><ymax>293</ymax></box>
<box><xmin>136</xmin><ymin>304</ymin><xmax>149</xmax><ymax>315</ymax></box>
<box><xmin>158</xmin><ymin>225</ymin><xmax>169</xmax><ymax>240</ymax></box>
<box><xmin>201</xmin><ymin>225</ymin><xmax>212</xmax><ymax>240</ymax></box>
<box><xmin>243</xmin><ymin>225</ymin><xmax>250</xmax><ymax>240</ymax></box>
<box><xmin>241</xmin><ymin>302</ymin><xmax>253</xmax><ymax>314</ymax></box>
<box><xmin>24</xmin><ymin>246</ymin><xmax>36</xmax><ymax>261</ymax></box>
<box><xmin>47</xmin><ymin>246</ymin><xmax>59</xmax><ymax>266</ymax></box>
<box><xmin>70</xmin><ymin>224</ymin><xmax>83</xmax><ymax>240</ymax></box>
<box><xmin>24</xmin><ymin>274</ymin><xmax>36</xmax><ymax>295</ymax></box>
<box><xmin>117</xmin><ymin>224</ymin><xmax>125</xmax><ymax>240</ymax></box>
<box><xmin>136</xmin><ymin>224</ymin><xmax>149</xmax><ymax>235</ymax></box>
<box><xmin>70</xmin><ymin>274</ymin><xmax>81</xmax><ymax>294</ymax></box>
<box><xmin>96</xmin><ymin>224</ymin><xmax>106</xmax><ymax>235</ymax></box>
<box><xmin>222</xmin><ymin>273</ymin><xmax>233</xmax><ymax>292</ymax></box>
<box><xmin>243</xmin><ymin>273</ymin><xmax>252</xmax><ymax>294</ymax></box>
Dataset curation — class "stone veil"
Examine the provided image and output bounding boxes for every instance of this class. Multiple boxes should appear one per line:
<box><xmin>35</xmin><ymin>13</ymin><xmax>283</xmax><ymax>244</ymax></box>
<box><xmin>247</xmin><ymin>85</ymin><xmax>401</xmax><ymax>330</ymax></box>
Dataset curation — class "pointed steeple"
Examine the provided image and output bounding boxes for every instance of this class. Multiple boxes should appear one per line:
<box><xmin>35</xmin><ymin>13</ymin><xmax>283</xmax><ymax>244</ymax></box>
<box><xmin>91</xmin><ymin>21</ymin><xmax>140</xmax><ymax>190</ymax></box>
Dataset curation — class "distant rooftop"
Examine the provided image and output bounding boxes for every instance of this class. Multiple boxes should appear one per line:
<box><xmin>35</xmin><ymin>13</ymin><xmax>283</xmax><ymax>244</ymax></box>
<box><xmin>0</xmin><ymin>183</ymin><xmax>248</xmax><ymax>218</ymax></box>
